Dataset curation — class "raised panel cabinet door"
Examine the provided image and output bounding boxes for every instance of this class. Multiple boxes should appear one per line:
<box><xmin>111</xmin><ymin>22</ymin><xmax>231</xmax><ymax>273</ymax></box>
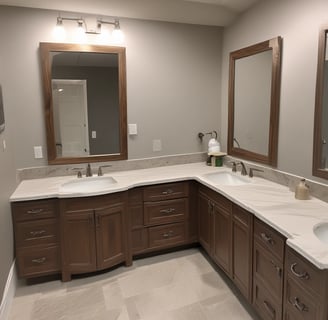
<box><xmin>198</xmin><ymin>191</ymin><xmax>211</xmax><ymax>254</ymax></box>
<box><xmin>64</xmin><ymin>210</ymin><xmax>97</xmax><ymax>274</ymax></box>
<box><xmin>232</xmin><ymin>206</ymin><xmax>253</xmax><ymax>302</ymax></box>
<box><xmin>212</xmin><ymin>204</ymin><xmax>232</xmax><ymax>276</ymax></box>
<box><xmin>95</xmin><ymin>204</ymin><xmax>125</xmax><ymax>270</ymax></box>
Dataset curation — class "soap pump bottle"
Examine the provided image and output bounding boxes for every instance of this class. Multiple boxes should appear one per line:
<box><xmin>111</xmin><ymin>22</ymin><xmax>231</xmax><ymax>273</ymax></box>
<box><xmin>295</xmin><ymin>179</ymin><xmax>310</xmax><ymax>200</ymax></box>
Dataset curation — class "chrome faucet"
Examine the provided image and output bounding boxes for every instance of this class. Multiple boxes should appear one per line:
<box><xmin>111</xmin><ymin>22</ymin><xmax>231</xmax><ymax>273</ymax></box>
<box><xmin>236</xmin><ymin>161</ymin><xmax>248</xmax><ymax>176</ymax></box>
<box><xmin>249</xmin><ymin>167</ymin><xmax>264</xmax><ymax>178</ymax></box>
<box><xmin>86</xmin><ymin>163</ymin><xmax>93</xmax><ymax>177</ymax></box>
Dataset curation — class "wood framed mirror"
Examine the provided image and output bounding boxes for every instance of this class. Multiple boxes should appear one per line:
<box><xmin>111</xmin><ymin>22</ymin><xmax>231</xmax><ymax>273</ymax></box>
<box><xmin>227</xmin><ymin>37</ymin><xmax>282</xmax><ymax>166</ymax></box>
<box><xmin>40</xmin><ymin>43</ymin><xmax>127</xmax><ymax>165</ymax></box>
<box><xmin>313</xmin><ymin>28</ymin><xmax>328</xmax><ymax>179</ymax></box>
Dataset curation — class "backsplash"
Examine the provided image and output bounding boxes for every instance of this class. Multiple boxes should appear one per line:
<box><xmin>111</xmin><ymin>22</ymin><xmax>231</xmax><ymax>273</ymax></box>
<box><xmin>17</xmin><ymin>152</ymin><xmax>208</xmax><ymax>181</ymax></box>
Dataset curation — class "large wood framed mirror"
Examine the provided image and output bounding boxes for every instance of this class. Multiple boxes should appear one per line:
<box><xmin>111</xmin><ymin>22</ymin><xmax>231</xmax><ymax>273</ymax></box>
<box><xmin>313</xmin><ymin>28</ymin><xmax>328</xmax><ymax>179</ymax></box>
<box><xmin>40</xmin><ymin>43</ymin><xmax>127</xmax><ymax>165</ymax></box>
<box><xmin>227</xmin><ymin>37</ymin><xmax>282</xmax><ymax>166</ymax></box>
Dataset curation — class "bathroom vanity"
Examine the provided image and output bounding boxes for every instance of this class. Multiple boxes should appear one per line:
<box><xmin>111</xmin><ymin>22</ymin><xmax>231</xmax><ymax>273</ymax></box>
<box><xmin>10</xmin><ymin>163</ymin><xmax>328</xmax><ymax>320</ymax></box>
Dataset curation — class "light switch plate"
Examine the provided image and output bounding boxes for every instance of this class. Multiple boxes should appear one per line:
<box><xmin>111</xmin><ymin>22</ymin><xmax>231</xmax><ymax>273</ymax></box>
<box><xmin>92</xmin><ymin>131</ymin><xmax>97</xmax><ymax>139</ymax></box>
<box><xmin>128</xmin><ymin>124</ymin><xmax>138</xmax><ymax>135</ymax></box>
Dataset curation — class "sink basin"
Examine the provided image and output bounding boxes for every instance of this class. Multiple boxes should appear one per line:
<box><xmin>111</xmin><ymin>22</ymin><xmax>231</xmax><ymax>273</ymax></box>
<box><xmin>60</xmin><ymin>176</ymin><xmax>117</xmax><ymax>193</ymax></box>
<box><xmin>203</xmin><ymin>171</ymin><xmax>251</xmax><ymax>186</ymax></box>
<box><xmin>313</xmin><ymin>223</ymin><xmax>328</xmax><ymax>244</ymax></box>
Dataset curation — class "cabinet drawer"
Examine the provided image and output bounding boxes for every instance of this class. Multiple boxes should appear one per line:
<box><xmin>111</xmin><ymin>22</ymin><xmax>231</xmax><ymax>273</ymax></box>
<box><xmin>284</xmin><ymin>277</ymin><xmax>319</xmax><ymax>320</ymax></box>
<box><xmin>286</xmin><ymin>247</ymin><xmax>322</xmax><ymax>296</ymax></box>
<box><xmin>253</xmin><ymin>241</ymin><xmax>283</xmax><ymax>301</ymax></box>
<box><xmin>254</xmin><ymin>218</ymin><xmax>285</xmax><ymax>259</ymax></box>
<box><xmin>16</xmin><ymin>246</ymin><xmax>60</xmax><ymax>277</ymax></box>
<box><xmin>144</xmin><ymin>198</ymin><xmax>188</xmax><ymax>226</ymax></box>
<box><xmin>143</xmin><ymin>182</ymin><xmax>188</xmax><ymax>201</ymax></box>
<box><xmin>253</xmin><ymin>279</ymin><xmax>282</xmax><ymax>320</ymax></box>
<box><xmin>148</xmin><ymin>223</ymin><xmax>186</xmax><ymax>249</ymax></box>
<box><xmin>12</xmin><ymin>199</ymin><xmax>57</xmax><ymax>222</ymax></box>
<box><xmin>15</xmin><ymin>219</ymin><xmax>58</xmax><ymax>248</ymax></box>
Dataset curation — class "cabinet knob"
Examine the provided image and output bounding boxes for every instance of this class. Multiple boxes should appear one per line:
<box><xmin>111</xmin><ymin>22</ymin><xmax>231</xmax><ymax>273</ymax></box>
<box><xmin>290</xmin><ymin>263</ymin><xmax>310</xmax><ymax>280</ymax></box>
<box><xmin>29</xmin><ymin>230</ymin><xmax>46</xmax><ymax>237</ymax></box>
<box><xmin>291</xmin><ymin>297</ymin><xmax>308</xmax><ymax>312</ymax></box>
<box><xmin>32</xmin><ymin>257</ymin><xmax>46</xmax><ymax>264</ymax></box>
<box><xmin>270</xmin><ymin>260</ymin><xmax>282</xmax><ymax>277</ymax></box>
<box><xmin>159</xmin><ymin>208</ymin><xmax>176</xmax><ymax>214</ymax></box>
<box><xmin>260</xmin><ymin>232</ymin><xmax>274</xmax><ymax>245</ymax></box>
<box><xmin>27</xmin><ymin>208</ymin><xmax>44</xmax><ymax>214</ymax></box>
<box><xmin>162</xmin><ymin>189</ymin><xmax>173</xmax><ymax>195</ymax></box>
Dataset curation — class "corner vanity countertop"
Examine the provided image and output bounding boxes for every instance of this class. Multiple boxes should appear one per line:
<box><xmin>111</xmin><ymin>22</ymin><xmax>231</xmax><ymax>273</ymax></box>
<box><xmin>10</xmin><ymin>162</ymin><xmax>328</xmax><ymax>270</ymax></box>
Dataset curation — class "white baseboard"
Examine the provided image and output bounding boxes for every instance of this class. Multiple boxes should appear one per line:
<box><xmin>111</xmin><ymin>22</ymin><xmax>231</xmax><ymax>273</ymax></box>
<box><xmin>0</xmin><ymin>261</ymin><xmax>17</xmax><ymax>320</ymax></box>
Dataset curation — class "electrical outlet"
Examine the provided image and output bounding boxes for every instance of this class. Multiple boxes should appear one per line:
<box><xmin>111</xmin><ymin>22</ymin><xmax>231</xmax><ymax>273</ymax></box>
<box><xmin>34</xmin><ymin>146</ymin><xmax>43</xmax><ymax>159</ymax></box>
<box><xmin>153</xmin><ymin>139</ymin><xmax>162</xmax><ymax>152</ymax></box>
<box><xmin>92</xmin><ymin>131</ymin><xmax>97</xmax><ymax>139</ymax></box>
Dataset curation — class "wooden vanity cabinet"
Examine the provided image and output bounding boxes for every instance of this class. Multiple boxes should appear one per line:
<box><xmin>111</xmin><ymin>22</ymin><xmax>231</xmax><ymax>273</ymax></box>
<box><xmin>60</xmin><ymin>192</ymin><xmax>128</xmax><ymax>281</ymax></box>
<box><xmin>198</xmin><ymin>186</ymin><xmax>233</xmax><ymax>277</ymax></box>
<box><xmin>253</xmin><ymin>218</ymin><xmax>286</xmax><ymax>320</ymax></box>
<box><xmin>283</xmin><ymin>246</ymin><xmax>328</xmax><ymax>320</ymax></box>
<box><xmin>232</xmin><ymin>204</ymin><xmax>253</xmax><ymax>302</ymax></box>
<box><xmin>12</xmin><ymin>199</ymin><xmax>60</xmax><ymax>278</ymax></box>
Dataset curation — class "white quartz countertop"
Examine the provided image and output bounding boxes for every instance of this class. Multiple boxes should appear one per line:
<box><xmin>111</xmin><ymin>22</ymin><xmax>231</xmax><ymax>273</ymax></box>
<box><xmin>10</xmin><ymin>162</ymin><xmax>328</xmax><ymax>270</ymax></box>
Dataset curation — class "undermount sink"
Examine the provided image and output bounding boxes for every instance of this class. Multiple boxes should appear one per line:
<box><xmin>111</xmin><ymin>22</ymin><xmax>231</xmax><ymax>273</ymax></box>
<box><xmin>59</xmin><ymin>176</ymin><xmax>117</xmax><ymax>193</ymax></box>
<box><xmin>313</xmin><ymin>223</ymin><xmax>328</xmax><ymax>244</ymax></box>
<box><xmin>202</xmin><ymin>171</ymin><xmax>251</xmax><ymax>186</ymax></box>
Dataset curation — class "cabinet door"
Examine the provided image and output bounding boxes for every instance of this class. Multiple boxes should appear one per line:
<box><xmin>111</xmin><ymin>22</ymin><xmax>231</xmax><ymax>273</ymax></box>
<box><xmin>64</xmin><ymin>210</ymin><xmax>96</xmax><ymax>274</ymax></box>
<box><xmin>198</xmin><ymin>191</ymin><xmax>211</xmax><ymax>254</ymax></box>
<box><xmin>232</xmin><ymin>205</ymin><xmax>252</xmax><ymax>302</ymax></box>
<box><xmin>95</xmin><ymin>204</ymin><xmax>125</xmax><ymax>270</ymax></box>
<box><xmin>212</xmin><ymin>204</ymin><xmax>232</xmax><ymax>276</ymax></box>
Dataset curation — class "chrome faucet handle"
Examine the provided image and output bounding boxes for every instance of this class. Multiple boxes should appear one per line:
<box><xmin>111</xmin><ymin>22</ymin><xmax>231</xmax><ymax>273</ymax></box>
<box><xmin>97</xmin><ymin>165</ymin><xmax>112</xmax><ymax>176</ymax></box>
<box><xmin>71</xmin><ymin>167</ymin><xmax>84</xmax><ymax>178</ymax></box>
<box><xmin>249</xmin><ymin>168</ymin><xmax>264</xmax><ymax>178</ymax></box>
<box><xmin>229</xmin><ymin>161</ymin><xmax>237</xmax><ymax>172</ymax></box>
<box><xmin>236</xmin><ymin>161</ymin><xmax>248</xmax><ymax>176</ymax></box>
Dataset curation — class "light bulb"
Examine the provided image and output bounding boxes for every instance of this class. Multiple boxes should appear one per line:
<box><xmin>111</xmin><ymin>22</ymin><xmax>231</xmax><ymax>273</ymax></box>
<box><xmin>112</xmin><ymin>28</ymin><xmax>124</xmax><ymax>44</ymax></box>
<box><xmin>53</xmin><ymin>20</ymin><xmax>66</xmax><ymax>41</ymax></box>
<box><xmin>74</xmin><ymin>20</ymin><xmax>86</xmax><ymax>43</ymax></box>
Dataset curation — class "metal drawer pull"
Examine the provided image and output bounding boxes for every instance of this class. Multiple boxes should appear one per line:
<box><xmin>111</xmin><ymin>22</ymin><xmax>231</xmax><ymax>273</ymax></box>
<box><xmin>290</xmin><ymin>263</ymin><xmax>310</xmax><ymax>280</ymax></box>
<box><xmin>27</xmin><ymin>208</ymin><xmax>44</xmax><ymax>214</ymax></box>
<box><xmin>260</xmin><ymin>232</ymin><xmax>275</xmax><ymax>245</ymax></box>
<box><xmin>291</xmin><ymin>297</ymin><xmax>308</xmax><ymax>312</ymax></box>
<box><xmin>30</xmin><ymin>230</ymin><xmax>46</xmax><ymax>237</ymax></box>
<box><xmin>270</xmin><ymin>260</ymin><xmax>282</xmax><ymax>277</ymax></box>
<box><xmin>160</xmin><ymin>208</ymin><xmax>176</xmax><ymax>214</ymax></box>
<box><xmin>263</xmin><ymin>300</ymin><xmax>276</xmax><ymax>318</ymax></box>
<box><xmin>162</xmin><ymin>189</ymin><xmax>173</xmax><ymax>195</ymax></box>
<box><xmin>32</xmin><ymin>257</ymin><xmax>46</xmax><ymax>264</ymax></box>
<box><xmin>163</xmin><ymin>231</ymin><xmax>174</xmax><ymax>238</ymax></box>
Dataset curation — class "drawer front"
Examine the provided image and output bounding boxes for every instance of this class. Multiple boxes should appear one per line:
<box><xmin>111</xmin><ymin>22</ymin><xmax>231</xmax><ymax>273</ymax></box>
<box><xmin>144</xmin><ymin>198</ymin><xmax>188</xmax><ymax>226</ymax></box>
<box><xmin>12</xmin><ymin>199</ymin><xmax>57</xmax><ymax>222</ymax></box>
<box><xmin>15</xmin><ymin>219</ymin><xmax>58</xmax><ymax>248</ymax></box>
<box><xmin>143</xmin><ymin>182</ymin><xmax>188</xmax><ymax>202</ymax></box>
<box><xmin>16</xmin><ymin>246</ymin><xmax>60</xmax><ymax>277</ymax></box>
<box><xmin>254</xmin><ymin>241</ymin><xmax>284</xmax><ymax>301</ymax></box>
<box><xmin>148</xmin><ymin>223</ymin><xmax>186</xmax><ymax>249</ymax></box>
<box><xmin>286</xmin><ymin>247</ymin><xmax>322</xmax><ymax>296</ymax></box>
<box><xmin>254</xmin><ymin>219</ymin><xmax>285</xmax><ymax>259</ymax></box>
<box><xmin>284</xmin><ymin>278</ymin><xmax>319</xmax><ymax>320</ymax></box>
<box><xmin>253</xmin><ymin>280</ymin><xmax>282</xmax><ymax>320</ymax></box>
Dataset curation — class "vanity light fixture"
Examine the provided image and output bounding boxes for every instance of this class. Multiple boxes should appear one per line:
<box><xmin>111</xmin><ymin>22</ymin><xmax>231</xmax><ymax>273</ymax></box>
<box><xmin>53</xmin><ymin>15</ymin><xmax>124</xmax><ymax>42</ymax></box>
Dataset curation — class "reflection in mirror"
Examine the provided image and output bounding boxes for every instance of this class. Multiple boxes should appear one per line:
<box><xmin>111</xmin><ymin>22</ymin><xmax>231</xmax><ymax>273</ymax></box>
<box><xmin>40</xmin><ymin>43</ymin><xmax>127</xmax><ymax>165</ymax></box>
<box><xmin>313</xmin><ymin>29</ymin><xmax>328</xmax><ymax>179</ymax></box>
<box><xmin>228</xmin><ymin>37</ymin><xmax>282</xmax><ymax>167</ymax></box>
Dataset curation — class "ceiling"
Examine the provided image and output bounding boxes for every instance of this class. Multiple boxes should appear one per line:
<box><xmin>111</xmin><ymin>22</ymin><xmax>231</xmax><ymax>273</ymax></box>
<box><xmin>0</xmin><ymin>0</ymin><xmax>262</xmax><ymax>26</ymax></box>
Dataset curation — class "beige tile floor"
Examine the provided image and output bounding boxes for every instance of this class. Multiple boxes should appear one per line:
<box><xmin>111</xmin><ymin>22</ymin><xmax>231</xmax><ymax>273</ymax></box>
<box><xmin>8</xmin><ymin>249</ymin><xmax>260</xmax><ymax>320</ymax></box>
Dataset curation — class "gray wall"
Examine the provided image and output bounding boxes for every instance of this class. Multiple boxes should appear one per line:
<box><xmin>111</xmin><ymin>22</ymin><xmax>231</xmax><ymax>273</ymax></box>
<box><xmin>0</xmin><ymin>6</ymin><xmax>222</xmax><ymax>168</ymax></box>
<box><xmin>221</xmin><ymin>0</ymin><xmax>328</xmax><ymax>182</ymax></box>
